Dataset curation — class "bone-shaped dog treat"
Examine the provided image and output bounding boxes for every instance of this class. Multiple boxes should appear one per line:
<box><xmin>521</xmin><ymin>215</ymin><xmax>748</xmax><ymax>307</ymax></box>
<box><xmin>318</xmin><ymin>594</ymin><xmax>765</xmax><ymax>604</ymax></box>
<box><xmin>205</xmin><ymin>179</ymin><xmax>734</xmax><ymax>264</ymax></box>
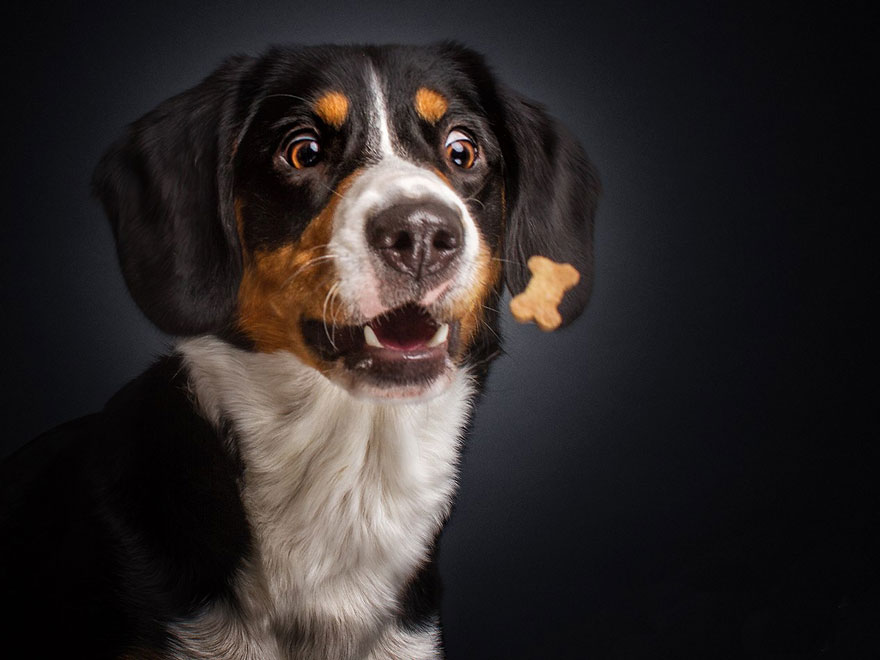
<box><xmin>509</xmin><ymin>255</ymin><xmax>580</xmax><ymax>331</ymax></box>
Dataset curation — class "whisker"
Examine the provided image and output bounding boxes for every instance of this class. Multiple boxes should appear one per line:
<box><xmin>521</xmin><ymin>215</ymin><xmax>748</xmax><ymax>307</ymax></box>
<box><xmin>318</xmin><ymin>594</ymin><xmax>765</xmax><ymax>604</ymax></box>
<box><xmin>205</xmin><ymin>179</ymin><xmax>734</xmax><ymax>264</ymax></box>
<box><xmin>298</xmin><ymin>243</ymin><xmax>334</xmax><ymax>254</ymax></box>
<box><xmin>319</xmin><ymin>182</ymin><xmax>350</xmax><ymax>202</ymax></box>
<box><xmin>464</xmin><ymin>197</ymin><xmax>486</xmax><ymax>211</ymax></box>
<box><xmin>322</xmin><ymin>282</ymin><xmax>341</xmax><ymax>351</ymax></box>
<box><xmin>263</xmin><ymin>93</ymin><xmax>311</xmax><ymax>103</ymax></box>
<box><xmin>281</xmin><ymin>254</ymin><xmax>338</xmax><ymax>290</ymax></box>
<box><xmin>478</xmin><ymin>314</ymin><xmax>503</xmax><ymax>343</ymax></box>
<box><xmin>491</xmin><ymin>256</ymin><xmax>528</xmax><ymax>269</ymax></box>
<box><xmin>329</xmin><ymin>284</ymin><xmax>344</xmax><ymax>346</ymax></box>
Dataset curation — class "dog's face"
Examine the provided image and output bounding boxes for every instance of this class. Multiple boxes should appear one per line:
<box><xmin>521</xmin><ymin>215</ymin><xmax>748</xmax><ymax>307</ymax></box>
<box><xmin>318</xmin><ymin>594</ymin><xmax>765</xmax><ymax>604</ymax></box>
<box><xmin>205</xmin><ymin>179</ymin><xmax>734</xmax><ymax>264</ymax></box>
<box><xmin>232</xmin><ymin>48</ymin><xmax>506</xmax><ymax>398</ymax></box>
<box><xmin>95</xmin><ymin>44</ymin><xmax>599</xmax><ymax>399</ymax></box>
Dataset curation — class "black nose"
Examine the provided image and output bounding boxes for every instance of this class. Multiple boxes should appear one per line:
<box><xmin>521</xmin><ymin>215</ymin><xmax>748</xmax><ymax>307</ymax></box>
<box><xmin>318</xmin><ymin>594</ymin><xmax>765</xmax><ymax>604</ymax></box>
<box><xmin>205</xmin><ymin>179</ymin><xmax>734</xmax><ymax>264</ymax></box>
<box><xmin>366</xmin><ymin>200</ymin><xmax>463</xmax><ymax>279</ymax></box>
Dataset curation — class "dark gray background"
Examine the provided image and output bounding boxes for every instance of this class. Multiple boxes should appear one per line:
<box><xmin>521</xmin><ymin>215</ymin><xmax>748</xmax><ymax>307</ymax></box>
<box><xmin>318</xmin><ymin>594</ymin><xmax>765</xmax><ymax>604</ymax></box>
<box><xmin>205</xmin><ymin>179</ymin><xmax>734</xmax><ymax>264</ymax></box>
<box><xmin>2</xmin><ymin>1</ymin><xmax>874</xmax><ymax>656</ymax></box>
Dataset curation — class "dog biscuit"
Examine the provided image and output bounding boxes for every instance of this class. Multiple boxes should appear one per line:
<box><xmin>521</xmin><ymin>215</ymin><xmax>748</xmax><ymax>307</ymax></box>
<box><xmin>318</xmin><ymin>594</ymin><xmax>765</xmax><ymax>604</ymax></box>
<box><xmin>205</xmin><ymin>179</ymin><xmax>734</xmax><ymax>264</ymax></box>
<box><xmin>509</xmin><ymin>256</ymin><xmax>580</xmax><ymax>331</ymax></box>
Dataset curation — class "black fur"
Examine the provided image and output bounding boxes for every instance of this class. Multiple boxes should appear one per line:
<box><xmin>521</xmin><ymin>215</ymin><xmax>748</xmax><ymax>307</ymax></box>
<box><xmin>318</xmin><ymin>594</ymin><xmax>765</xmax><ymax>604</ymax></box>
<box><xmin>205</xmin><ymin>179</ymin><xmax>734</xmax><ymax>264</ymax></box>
<box><xmin>2</xmin><ymin>43</ymin><xmax>598</xmax><ymax>657</ymax></box>
<box><xmin>1</xmin><ymin>356</ymin><xmax>249</xmax><ymax>656</ymax></box>
<box><xmin>92</xmin><ymin>56</ymin><xmax>254</xmax><ymax>336</ymax></box>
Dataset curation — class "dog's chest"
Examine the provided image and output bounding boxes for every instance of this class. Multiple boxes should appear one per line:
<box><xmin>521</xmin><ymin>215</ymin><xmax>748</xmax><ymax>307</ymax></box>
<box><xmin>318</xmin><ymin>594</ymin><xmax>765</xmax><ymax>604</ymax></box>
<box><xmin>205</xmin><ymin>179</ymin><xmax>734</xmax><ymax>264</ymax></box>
<box><xmin>175</xmin><ymin>339</ymin><xmax>472</xmax><ymax>658</ymax></box>
<box><xmin>237</xmin><ymin>385</ymin><xmax>466</xmax><ymax>626</ymax></box>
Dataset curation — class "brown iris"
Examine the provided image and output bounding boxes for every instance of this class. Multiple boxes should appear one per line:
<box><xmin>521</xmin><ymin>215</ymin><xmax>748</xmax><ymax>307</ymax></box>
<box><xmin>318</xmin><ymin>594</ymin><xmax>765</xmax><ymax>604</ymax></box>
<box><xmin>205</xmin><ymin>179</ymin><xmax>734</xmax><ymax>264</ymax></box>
<box><xmin>285</xmin><ymin>133</ymin><xmax>322</xmax><ymax>169</ymax></box>
<box><xmin>445</xmin><ymin>129</ymin><xmax>476</xmax><ymax>169</ymax></box>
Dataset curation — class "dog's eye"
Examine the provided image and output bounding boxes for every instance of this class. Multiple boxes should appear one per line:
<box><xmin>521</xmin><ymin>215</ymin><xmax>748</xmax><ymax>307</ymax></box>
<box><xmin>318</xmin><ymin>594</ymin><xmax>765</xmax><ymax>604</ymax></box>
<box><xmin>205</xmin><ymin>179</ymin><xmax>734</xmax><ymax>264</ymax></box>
<box><xmin>445</xmin><ymin>130</ymin><xmax>477</xmax><ymax>169</ymax></box>
<box><xmin>284</xmin><ymin>133</ymin><xmax>322</xmax><ymax>169</ymax></box>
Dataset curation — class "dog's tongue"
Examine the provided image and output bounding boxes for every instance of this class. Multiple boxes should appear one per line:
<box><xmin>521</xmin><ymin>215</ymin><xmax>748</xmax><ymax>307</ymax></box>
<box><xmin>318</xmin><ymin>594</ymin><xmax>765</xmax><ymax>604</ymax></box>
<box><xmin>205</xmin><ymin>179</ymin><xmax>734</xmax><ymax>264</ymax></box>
<box><xmin>370</xmin><ymin>304</ymin><xmax>438</xmax><ymax>350</ymax></box>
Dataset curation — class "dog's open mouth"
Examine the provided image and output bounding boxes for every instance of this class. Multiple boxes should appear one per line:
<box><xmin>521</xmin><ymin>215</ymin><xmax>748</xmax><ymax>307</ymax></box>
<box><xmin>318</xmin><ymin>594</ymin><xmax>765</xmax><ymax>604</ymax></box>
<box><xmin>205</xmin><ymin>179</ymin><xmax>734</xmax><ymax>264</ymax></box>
<box><xmin>301</xmin><ymin>303</ymin><xmax>459</xmax><ymax>391</ymax></box>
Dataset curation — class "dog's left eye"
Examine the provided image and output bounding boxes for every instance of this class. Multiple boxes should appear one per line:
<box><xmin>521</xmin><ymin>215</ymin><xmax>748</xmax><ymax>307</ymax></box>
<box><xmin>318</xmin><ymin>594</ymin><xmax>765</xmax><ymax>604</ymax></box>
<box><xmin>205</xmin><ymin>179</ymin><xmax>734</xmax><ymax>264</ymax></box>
<box><xmin>284</xmin><ymin>132</ymin><xmax>323</xmax><ymax>169</ymax></box>
<box><xmin>445</xmin><ymin>130</ymin><xmax>477</xmax><ymax>169</ymax></box>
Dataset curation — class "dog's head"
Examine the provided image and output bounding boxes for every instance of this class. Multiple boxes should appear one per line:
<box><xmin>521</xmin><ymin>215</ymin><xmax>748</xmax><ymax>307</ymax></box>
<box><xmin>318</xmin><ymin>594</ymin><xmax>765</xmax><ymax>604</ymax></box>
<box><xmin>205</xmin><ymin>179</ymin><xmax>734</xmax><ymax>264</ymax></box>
<box><xmin>94</xmin><ymin>44</ymin><xmax>599</xmax><ymax>400</ymax></box>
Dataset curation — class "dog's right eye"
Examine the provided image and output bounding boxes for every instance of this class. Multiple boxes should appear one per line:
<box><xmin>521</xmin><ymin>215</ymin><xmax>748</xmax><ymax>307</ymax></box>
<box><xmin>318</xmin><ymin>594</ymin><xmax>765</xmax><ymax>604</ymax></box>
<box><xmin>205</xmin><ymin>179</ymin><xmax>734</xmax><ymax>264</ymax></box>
<box><xmin>444</xmin><ymin>129</ymin><xmax>477</xmax><ymax>170</ymax></box>
<box><xmin>284</xmin><ymin>132</ymin><xmax>323</xmax><ymax>169</ymax></box>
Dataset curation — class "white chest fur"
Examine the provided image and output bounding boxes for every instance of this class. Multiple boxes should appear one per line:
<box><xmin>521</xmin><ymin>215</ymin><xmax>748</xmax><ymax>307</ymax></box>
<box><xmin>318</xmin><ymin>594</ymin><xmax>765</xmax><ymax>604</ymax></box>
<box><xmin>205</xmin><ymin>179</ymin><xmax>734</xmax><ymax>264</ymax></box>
<box><xmin>175</xmin><ymin>337</ymin><xmax>473</xmax><ymax>659</ymax></box>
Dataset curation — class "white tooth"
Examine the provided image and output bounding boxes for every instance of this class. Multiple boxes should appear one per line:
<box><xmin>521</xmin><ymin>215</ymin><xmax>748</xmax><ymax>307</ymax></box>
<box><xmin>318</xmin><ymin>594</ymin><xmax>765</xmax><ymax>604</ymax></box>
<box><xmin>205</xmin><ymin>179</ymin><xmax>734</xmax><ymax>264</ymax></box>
<box><xmin>426</xmin><ymin>323</ymin><xmax>449</xmax><ymax>348</ymax></box>
<box><xmin>364</xmin><ymin>325</ymin><xmax>383</xmax><ymax>348</ymax></box>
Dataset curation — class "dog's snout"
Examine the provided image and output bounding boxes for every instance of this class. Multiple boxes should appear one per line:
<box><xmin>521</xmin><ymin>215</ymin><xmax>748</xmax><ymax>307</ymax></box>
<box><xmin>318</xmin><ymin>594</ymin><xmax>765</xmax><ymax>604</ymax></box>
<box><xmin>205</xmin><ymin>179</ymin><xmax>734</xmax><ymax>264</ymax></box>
<box><xmin>367</xmin><ymin>200</ymin><xmax>463</xmax><ymax>279</ymax></box>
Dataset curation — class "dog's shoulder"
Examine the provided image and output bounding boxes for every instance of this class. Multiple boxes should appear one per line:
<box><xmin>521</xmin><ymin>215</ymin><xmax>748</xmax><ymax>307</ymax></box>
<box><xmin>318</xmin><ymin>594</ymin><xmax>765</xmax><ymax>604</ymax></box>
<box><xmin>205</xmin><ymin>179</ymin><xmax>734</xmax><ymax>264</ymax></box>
<box><xmin>1</xmin><ymin>354</ymin><xmax>250</xmax><ymax>656</ymax></box>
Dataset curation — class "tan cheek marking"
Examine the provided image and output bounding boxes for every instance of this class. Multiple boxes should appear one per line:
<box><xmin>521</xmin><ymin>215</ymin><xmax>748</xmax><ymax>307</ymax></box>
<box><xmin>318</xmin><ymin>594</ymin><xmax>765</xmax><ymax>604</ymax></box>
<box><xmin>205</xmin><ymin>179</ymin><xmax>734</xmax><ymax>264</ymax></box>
<box><xmin>234</xmin><ymin>197</ymin><xmax>247</xmax><ymax>247</ymax></box>
<box><xmin>452</xmin><ymin>237</ymin><xmax>503</xmax><ymax>353</ymax></box>
<box><xmin>314</xmin><ymin>91</ymin><xmax>349</xmax><ymax>129</ymax></box>
<box><xmin>431</xmin><ymin>167</ymin><xmax>454</xmax><ymax>189</ymax></box>
<box><xmin>415</xmin><ymin>88</ymin><xmax>448</xmax><ymax>124</ymax></box>
<box><xmin>236</xmin><ymin>172</ymin><xmax>362</xmax><ymax>367</ymax></box>
<box><xmin>437</xmin><ymin>185</ymin><xmax>502</xmax><ymax>354</ymax></box>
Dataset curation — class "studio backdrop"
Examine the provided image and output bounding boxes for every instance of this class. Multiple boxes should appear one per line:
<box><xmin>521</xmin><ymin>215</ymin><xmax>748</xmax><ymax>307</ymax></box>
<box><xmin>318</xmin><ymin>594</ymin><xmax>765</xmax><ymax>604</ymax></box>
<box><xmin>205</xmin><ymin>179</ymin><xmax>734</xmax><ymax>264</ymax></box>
<box><xmin>2</xmin><ymin>2</ymin><xmax>873</xmax><ymax>657</ymax></box>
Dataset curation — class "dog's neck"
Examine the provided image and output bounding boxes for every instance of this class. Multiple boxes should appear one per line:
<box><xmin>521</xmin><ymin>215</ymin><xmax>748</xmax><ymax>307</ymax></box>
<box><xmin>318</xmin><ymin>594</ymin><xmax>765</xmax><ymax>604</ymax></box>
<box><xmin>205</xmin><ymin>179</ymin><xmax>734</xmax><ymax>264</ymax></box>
<box><xmin>177</xmin><ymin>336</ymin><xmax>473</xmax><ymax>650</ymax></box>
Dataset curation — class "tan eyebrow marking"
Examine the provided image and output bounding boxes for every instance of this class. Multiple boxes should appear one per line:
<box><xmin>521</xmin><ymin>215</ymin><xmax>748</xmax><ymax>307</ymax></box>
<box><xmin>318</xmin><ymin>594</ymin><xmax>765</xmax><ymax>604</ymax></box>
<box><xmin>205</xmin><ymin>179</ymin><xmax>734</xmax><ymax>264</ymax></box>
<box><xmin>313</xmin><ymin>91</ymin><xmax>349</xmax><ymax>129</ymax></box>
<box><xmin>414</xmin><ymin>88</ymin><xmax>448</xmax><ymax>124</ymax></box>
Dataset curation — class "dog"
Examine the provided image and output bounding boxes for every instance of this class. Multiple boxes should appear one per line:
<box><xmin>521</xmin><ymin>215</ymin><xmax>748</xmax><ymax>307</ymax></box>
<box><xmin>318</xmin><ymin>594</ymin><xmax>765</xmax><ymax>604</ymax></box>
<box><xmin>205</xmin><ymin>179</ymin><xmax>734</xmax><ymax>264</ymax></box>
<box><xmin>0</xmin><ymin>42</ymin><xmax>598</xmax><ymax>659</ymax></box>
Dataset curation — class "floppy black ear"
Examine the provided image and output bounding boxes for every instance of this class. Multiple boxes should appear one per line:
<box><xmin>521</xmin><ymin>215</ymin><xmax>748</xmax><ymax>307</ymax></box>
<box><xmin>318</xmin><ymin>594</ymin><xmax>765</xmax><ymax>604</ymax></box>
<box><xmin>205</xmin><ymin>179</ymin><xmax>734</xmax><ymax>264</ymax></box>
<box><xmin>496</xmin><ymin>89</ymin><xmax>600</xmax><ymax>328</ymax></box>
<box><xmin>93</xmin><ymin>55</ymin><xmax>255</xmax><ymax>336</ymax></box>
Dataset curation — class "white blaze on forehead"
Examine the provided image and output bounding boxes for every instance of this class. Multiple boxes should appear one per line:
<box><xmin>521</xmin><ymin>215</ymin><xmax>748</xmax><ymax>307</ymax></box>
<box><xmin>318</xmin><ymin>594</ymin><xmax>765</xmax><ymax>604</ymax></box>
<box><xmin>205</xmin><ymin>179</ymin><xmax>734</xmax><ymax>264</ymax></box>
<box><xmin>368</xmin><ymin>65</ymin><xmax>396</xmax><ymax>158</ymax></box>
